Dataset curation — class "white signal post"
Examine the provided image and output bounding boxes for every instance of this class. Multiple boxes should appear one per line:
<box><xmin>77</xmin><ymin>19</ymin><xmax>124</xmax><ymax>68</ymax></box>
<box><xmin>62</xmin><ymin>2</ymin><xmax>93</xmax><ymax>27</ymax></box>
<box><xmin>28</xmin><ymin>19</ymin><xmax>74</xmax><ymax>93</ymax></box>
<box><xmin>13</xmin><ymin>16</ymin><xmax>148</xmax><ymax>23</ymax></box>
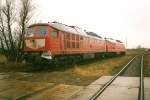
<box><xmin>125</xmin><ymin>34</ymin><xmax>128</xmax><ymax>49</ymax></box>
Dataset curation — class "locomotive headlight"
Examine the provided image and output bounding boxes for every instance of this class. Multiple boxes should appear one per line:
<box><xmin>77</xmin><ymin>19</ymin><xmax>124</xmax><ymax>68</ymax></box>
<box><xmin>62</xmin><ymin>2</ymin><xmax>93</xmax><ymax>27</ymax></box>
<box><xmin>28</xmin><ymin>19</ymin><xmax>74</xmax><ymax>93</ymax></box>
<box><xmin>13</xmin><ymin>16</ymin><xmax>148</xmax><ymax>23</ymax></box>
<box><xmin>41</xmin><ymin>52</ymin><xmax>52</xmax><ymax>59</ymax></box>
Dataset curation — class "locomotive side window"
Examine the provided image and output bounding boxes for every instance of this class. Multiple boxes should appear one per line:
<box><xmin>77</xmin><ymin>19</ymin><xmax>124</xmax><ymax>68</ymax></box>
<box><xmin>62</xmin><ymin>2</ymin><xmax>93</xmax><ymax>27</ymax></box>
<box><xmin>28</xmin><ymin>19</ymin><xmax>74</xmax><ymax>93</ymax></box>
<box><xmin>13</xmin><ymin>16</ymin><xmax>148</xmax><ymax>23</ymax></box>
<box><xmin>64</xmin><ymin>33</ymin><xmax>81</xmax><ymax>49</ymax></box>
<box><xmin>66</xmin><ymin>33</ymin><xmax>70</xmax><ymax>39</ymax></box>
<box><xmin>75</xmin><ymin>35</ymin><xmax>80</xmax><ymax>48</ymax></box>
<box><xmin>76</xmin><ymin>35</ymin><xmax>79</xmax><ymax>41</ymax></box>
<box><xmin>80</xmin><ymin>36</ymin><xmax>83</xmax><ymax>40</ymax></box>
<box><xmin>51</xmin><ymin>31</ymin><xmax>58</xmax><ymax>38</ymax></box>
<box><xmin>72</xmin><ymin>42</ymin><xmax>75</xmax><ymax>48</ymax></box>
<box><xmin>64</xmin><ymin>33</ymin><xmax>71</xmax><ymax>48</ymax></box>
<box><xmin>76</xmin><ymin>42</ymin><xmax>79</xmax><ymax>48</ymax></box>
<box><xmin>67</xmin><ymin>41</ymin><xmax>70</xmax><ymax>48</ymax></box>
<box><xmin>72</xmin><ymin>34</ymin><xmax>75</xmax><ymax>40</ymax></box>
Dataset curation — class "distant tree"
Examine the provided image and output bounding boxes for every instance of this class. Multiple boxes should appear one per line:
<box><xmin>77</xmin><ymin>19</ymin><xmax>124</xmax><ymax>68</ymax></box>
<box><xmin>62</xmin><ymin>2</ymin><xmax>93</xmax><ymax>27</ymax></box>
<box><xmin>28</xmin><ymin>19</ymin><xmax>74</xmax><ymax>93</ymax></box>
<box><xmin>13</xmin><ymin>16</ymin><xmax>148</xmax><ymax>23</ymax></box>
<box><xmin>137</xmin><ymin>45</ymin><xmax>142</xmax><ymax>49</ymax></box>
<box><xmin>0</xmin><ymin>0</ymin><xmax>34</xmax><ymax>62</ymax></box>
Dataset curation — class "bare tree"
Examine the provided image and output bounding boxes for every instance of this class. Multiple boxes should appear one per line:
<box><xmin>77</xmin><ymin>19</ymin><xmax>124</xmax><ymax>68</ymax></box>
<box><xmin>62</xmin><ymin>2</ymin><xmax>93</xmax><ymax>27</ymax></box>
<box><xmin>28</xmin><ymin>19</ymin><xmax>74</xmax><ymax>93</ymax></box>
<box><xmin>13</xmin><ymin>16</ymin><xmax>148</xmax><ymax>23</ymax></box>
<box><xmin>2</xmin><ymin>0</ymin><xmax>16</xmax><ymax>60</ymax></box>
<box><xmin>0</xmin><ymin>0</ymin><xmax>13</xmax><ymax>59</ymax></box>
<box><xmin>17</xmin><ymin>0</ymin><xmax>33</xmax><ymax>61</ymax></box>
<box><xmin>0</xmin><ymin>0</ymin><xmax>34</xmax><ymax>62</ymax></box>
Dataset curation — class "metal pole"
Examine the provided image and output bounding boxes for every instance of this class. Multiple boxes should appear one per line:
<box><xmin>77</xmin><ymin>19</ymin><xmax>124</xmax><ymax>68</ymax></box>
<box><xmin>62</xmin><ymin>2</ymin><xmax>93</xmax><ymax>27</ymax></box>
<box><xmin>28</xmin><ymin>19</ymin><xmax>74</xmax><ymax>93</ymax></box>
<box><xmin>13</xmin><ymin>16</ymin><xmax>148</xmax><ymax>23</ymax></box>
<box><xmin>139</xmin><ymin>55</ymin><xmax>144</xmax><ymax>100</ymax></box>
<box><xmin>0</xmin><ymin>0</ymin><xmax>1</xmax><ymax>8</ymax></box>
<box><xmin>126</xmin><ymin>34</ymin><xmax>127</xmax><ymax>49</ymax></box>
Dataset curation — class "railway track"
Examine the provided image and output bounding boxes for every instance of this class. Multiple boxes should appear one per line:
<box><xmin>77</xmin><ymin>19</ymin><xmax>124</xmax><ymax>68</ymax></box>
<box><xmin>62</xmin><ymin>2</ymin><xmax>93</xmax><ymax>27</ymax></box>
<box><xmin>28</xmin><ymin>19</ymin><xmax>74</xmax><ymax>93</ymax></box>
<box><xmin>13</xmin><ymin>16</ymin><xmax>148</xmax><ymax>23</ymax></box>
<box><xmin>90</xmin><ymin>55</ymin><xmax>144</xmax><ymax>100</ymax></box>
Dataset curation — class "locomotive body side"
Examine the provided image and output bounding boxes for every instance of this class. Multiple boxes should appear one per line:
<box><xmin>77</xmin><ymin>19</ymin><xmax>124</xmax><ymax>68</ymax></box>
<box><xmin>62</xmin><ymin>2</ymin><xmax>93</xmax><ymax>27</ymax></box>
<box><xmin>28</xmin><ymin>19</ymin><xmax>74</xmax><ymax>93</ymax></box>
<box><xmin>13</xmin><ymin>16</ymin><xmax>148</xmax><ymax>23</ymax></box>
<box><xmin>115</xmin><ymin>42</ymin><xmax>125</xmax><ymax>54</ymax></box>
<box><xmin>24</xmin><ymin>22</ymin><xmax>125</xmax><ymax>62</ymax></box>
<box><xmin>24</xmin><ymin>23</ymin><xmax>107</xmax><ymax>60</ymax></box>
<box><xmin>105</xmin><ymin>38</ymin><xmax>125</xmax><ymax>55</ymax></box>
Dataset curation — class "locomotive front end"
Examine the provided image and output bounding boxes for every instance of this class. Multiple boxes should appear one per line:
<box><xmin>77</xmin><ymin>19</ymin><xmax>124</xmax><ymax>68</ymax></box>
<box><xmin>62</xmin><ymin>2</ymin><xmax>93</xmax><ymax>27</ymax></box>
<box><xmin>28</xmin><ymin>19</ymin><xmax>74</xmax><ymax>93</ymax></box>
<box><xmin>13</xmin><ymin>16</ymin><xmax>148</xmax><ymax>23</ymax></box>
<box><xmin>24</xmin><ymin>24</ymin><xmax>52</xmax><ymax>60</ymax></box>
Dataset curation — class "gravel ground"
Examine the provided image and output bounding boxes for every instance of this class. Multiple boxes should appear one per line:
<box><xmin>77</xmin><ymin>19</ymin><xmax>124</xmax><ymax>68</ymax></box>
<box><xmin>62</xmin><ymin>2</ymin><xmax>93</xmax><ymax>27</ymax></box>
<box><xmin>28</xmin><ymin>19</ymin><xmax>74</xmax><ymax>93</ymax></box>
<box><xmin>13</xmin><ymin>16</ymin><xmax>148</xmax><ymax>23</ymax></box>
<box><xmin>120</xmin><ymin>53</ymin><xmax>150</xmax><ymax>77</ymax></box>
<box><xmin>120</xmin><ymin>56</ymin><xmax>141</xmax><ymax>77</ymax></box>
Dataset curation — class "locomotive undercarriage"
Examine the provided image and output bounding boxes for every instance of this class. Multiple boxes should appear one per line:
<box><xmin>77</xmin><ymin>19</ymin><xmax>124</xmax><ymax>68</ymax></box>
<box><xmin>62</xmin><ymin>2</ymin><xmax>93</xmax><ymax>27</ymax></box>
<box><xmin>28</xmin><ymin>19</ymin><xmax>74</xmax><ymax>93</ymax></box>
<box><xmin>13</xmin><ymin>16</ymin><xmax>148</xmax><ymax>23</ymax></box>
<box><xmin>23</xmin><ymin>51</ymin><xmax>125</xmax><ymax>66</ymax></box>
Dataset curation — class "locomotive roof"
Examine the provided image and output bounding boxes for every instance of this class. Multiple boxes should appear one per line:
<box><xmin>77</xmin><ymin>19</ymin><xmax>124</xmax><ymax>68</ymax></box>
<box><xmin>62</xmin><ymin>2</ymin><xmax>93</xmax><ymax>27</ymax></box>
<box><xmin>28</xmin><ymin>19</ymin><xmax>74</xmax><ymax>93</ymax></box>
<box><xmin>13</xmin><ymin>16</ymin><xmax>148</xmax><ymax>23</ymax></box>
<box><xmin>29</xmin><ymin>22</ymin><xmax>104</xmax><ymax>40</ymax></box>
<box><xmin>86</xmin><ymin>32</ymin><xmax>102</xmax><ymax>38</ymax></box>
<box><xmin>106</xmin><ymin>38</ymin><xmax>123</xmax><ymax>43</ymax></box>
<box><xmin>49</xmin><ymin>22</ymin><xmax>87</xmax><ymax>35</ymax></box>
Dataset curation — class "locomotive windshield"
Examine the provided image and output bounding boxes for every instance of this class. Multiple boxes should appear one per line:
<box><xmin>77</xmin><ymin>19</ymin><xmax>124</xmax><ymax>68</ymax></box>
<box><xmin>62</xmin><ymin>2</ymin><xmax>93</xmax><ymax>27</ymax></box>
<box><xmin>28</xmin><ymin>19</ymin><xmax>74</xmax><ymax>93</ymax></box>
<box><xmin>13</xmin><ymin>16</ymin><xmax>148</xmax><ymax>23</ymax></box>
<box><xmin>26</xmin><ymin>26</ymin><xmax>47</xmax><ymax>37</ymax></box>
<box><xmin>37</xmin><ymin>27</ymin><xmax>47</xmax><ymax>36</ymax></box>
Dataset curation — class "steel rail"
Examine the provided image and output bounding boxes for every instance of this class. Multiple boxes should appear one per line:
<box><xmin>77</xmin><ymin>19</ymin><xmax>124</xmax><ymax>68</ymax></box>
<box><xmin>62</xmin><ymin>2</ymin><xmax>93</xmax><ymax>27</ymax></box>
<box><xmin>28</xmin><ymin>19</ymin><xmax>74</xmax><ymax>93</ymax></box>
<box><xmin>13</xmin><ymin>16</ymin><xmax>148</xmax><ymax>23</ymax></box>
<box><xmin>90</xmin><ymin>56</ymin><xmax>137</xmax><ymax>100</ymax></box>
<box><xmin>139</xmin><ymin>55</ymin><xmax>144</xmax><ymax>100</ymax></box>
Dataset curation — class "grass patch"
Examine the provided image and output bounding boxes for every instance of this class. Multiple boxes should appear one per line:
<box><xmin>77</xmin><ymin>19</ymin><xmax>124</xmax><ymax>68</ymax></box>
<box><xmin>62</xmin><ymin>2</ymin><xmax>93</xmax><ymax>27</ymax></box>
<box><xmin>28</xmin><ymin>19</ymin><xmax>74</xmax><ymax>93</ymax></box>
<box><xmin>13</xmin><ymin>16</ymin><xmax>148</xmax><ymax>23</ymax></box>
<box><xmin>25</xmin><ymin>55</ymin><xmax>135</xmax><ymax>86</ymax></box>
<box><xmin>144</xmin><ymin>54</ymin><xmax>150</xmax><ymax>76</ymax></box>
<box><xmin>0</xmin><ymin>54</ymin><xmax>7</xmax><ymax>64</ymax></box>
<box><xmin>71</xmin><ymin>55</ymin><xmax>134</xmax><ymax>77</ymax></box>
<box><xmin>0</xmin><ymin>54</ymin><xmax>135</xmax><ymax>86</ymax></box>
<box><xmin>126</xmin><ymin>49</ymin><xmax>150</xmax><ymax>55</ymax></box>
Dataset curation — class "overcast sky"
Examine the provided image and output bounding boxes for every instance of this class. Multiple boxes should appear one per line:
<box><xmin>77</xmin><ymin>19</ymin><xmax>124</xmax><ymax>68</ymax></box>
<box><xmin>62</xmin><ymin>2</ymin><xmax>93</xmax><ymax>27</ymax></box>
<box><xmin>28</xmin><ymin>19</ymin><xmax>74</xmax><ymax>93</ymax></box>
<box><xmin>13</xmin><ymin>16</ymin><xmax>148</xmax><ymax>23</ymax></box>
<box><xmin>32</xmin><ymin>0</ymin><xmax>150</xmax><ymax>48</ymax></box>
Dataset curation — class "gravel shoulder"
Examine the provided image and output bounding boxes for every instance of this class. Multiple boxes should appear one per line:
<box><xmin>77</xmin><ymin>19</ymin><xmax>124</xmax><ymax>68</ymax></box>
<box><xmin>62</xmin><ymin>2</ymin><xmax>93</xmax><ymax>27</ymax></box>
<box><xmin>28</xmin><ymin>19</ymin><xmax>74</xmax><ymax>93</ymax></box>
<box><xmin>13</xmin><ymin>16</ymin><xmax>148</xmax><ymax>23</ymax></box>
<box><xmin>120</xmin><ymin>56</ymin><xmax>141</xmax><ymax>76</ymax></box>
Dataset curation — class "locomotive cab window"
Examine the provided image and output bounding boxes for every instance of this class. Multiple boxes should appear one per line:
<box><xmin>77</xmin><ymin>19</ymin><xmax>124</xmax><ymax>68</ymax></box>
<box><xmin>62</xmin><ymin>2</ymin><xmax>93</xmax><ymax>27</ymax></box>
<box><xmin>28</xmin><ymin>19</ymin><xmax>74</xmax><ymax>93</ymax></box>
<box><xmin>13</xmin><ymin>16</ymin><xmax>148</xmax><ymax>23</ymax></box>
<box><xmin>76</xmin><ymin>35</ymin><xmax>79</xmax><ymax>41</ymax></box>
<box><xmin>72</xmin><ymin>34</ymin><xmax>75</xmax><ymax>40</ymax></box>
<box><xmin>37</xmin><ymin>27</ymin><xmax>47</xmax><ymax>36</ymax></box>
<box><xmin>80</xmin><ymin>36</ymin><xmax>83</xmax><ymax>40</ymax></box>
<box><xmin>51</xmin><ymin>31</ymin><xmax>58</xmax><ymax>38</ymax></box>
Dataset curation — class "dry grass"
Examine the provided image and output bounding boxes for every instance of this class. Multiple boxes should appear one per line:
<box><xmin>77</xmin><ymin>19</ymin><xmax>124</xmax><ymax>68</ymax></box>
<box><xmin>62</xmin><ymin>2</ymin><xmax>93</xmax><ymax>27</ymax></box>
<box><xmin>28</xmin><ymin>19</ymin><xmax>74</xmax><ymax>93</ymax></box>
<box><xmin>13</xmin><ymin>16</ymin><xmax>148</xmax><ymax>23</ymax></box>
<box><xmin>0</xmin><ymin>54</ymin><xmax>7</xmax><ymax>64</ymax></box>
<box><xmin>144</xmin><ymin>54</ymin><xmax>150</xmax><ymax>76</ymax></box>
<box><xmin>15</xmin><ymin>55</ymin><xmax>135</xmax><ymax>86</ymax></box>
<box><xmin>71</xmin><ymin>55</ymin><xmax>134</xmax><ymax>77</ymax></box>
<box><xmin>126</xmin><ymin>49</ymin><xmax>150</xmax><ymax>55</ymax></box>
<box><xmin>0</xmin><ymin>54</ymin><xmax>135</xmax><ymax>86</ymax></box>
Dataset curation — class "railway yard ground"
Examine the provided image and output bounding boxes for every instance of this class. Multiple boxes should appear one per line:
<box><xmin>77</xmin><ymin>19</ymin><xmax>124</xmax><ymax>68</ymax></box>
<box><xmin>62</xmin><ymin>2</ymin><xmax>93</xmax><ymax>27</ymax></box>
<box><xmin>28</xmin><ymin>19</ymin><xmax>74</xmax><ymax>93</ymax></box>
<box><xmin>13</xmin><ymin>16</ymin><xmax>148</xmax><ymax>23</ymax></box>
<box><xmin>0</xmin><ymin>49</ymin><xmax>150</xmax><ymax>99</ymax></box>
<box><xmin>0</xmin><ymin>52</ymin><xmax>135</xmax><ymax>86</ymax></box>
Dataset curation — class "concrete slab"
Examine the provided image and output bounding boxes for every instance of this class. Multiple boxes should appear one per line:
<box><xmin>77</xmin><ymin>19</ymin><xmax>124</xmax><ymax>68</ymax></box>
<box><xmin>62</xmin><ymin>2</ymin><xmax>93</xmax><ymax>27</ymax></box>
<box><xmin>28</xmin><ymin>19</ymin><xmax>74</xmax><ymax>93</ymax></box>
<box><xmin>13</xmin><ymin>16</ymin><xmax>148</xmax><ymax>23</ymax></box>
<box><xmin>0</xmin><ymin>80</ymin><xmax>54</xmax><ymax>100</ymax></box>
<box><xmin>97</xmin><ymin>85</ymin><xmax>139</xmax><ymax>100</ymax></box>
<box><xmin>144</xmin><ymin>77</ymin><xmax>150</xmax><ymax>88</ymax></box>
<box><xmin>70</xmin><ymin>84</ymin><xmax>103</xmax><ymax>100</ymax></box>
<box><xmin>29</xmin><ymin>84</ymin><xmax>83</xmax><ymax>100</ymax></box>
<box><xmin>70</xmin><ymin>76</ymin><xmax>113</xmax><ymax>100</ymax></box>
<box><xmin>111</xmin><ymin>76</ymin><xmax>139</xmax><ymax>87</ymax></box>
<box><xmin>70</xmin><ymin>76</ymin><xmax>141</xmax><ymax>100</ymax></box>
<box><xmin>0</xmin><ymin>80</ymin><xmax>17</xmax><ymax>92</ymax></box>
<box><xmin>7</xmin><ymin>72</ymin><xmax>33</xmax><ymax>80</ymax></box>
<box><xmin>92</xmin><ymin>76</ymin><xmax>139</xmax><ymax>87</ymax></box>
<box><xmin>145</xmin><ymin>88</ymin><xmax>150</xmax><ymax>100</ymax></box>
<box><xmin>144</xmin><ymin>77</ymin><xmax>150</xmax><ymax>100</ymax></box>
<box><xmin>0</xmin><ymin>74</ymin><xmax>9</xmax><ymax>80</ymax></box>
<box><xmin>91</xmin><ymin>76</ymin><xmax>112</xmax><ymax>85</ymax></box>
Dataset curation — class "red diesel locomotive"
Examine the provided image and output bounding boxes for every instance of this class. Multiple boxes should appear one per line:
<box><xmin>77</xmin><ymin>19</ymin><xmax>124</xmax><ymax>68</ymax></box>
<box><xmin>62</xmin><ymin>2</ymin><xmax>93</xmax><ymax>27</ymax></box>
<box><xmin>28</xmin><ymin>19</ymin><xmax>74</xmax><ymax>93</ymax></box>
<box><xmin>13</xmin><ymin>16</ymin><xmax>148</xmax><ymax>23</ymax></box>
<box><xmin>24</xmin><ymin>22</ymin><xmax>125</xmax><ymax>62</ymax></box>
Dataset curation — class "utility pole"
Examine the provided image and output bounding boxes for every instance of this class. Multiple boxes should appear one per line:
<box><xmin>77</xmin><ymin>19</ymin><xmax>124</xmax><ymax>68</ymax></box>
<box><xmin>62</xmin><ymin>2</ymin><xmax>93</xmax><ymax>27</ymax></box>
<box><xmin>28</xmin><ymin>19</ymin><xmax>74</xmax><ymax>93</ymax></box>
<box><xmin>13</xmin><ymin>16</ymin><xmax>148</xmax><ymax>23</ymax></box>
<box><xmin>125</xmin><ymin>34</ymin><xmax>127</xmax><ymax>49</ymax></box>
<box><xmin>0</xmin><ymin>0</ymin><xmax>1</xmax><ymax>7</ymax></box>
<box><xmin>0</xmin><ymin>0</ymin><xmax>2</xmax><ymax>8</ymax></box>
